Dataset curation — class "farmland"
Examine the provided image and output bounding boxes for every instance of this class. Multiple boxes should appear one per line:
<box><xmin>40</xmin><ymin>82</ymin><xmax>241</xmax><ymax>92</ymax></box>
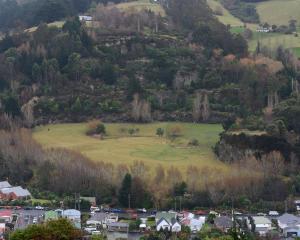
<box><xmin>207</xmin><ymin>0</ymin><xmax>243</xmax><ymax>27</ymax></box>
<box><xmin>255</xmin><ymin>0</ymin><xmax>300</xmax><ymax>26</ymax></box>
<box><xmin>112</xmin><ymin>0</ymin><xmax>165</xmax><ymax>16</ymax></box>
<box><xmin>33</xmin><ymin>122</ymin><xmax>225</xmax><ymax>173</ymax></box>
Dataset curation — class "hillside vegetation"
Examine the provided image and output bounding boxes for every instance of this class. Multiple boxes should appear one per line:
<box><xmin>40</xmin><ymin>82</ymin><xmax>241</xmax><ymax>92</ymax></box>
<box><xmin>207</xmin><ymin>0</ymin><xmax>243</xmax><ymax>27</ymax></box>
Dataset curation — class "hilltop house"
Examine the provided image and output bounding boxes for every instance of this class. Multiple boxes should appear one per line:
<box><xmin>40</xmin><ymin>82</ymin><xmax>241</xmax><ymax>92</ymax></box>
<box><xmin>79</xmin><ymin>15</ymin><xmax>92</xmax><ymax>22</ymax></box>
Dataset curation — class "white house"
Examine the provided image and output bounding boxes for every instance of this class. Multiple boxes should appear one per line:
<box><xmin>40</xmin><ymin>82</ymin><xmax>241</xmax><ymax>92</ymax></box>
<box><xmin>79</xmin><ymin>15</ymin><xmax>92</xmax><ymax>21</ymax></box>
<box><xmin>190</xmin><ymin>217</ymin><xmax>205</xmax><ymax>232</ymax></box>
<box><xmin>171</xmin><ymin>218</ymin><xmax>181</xmax><ymax>232</ymax></box>
<box><xmin>156</xmin><ymin>218</ymin><xmax>171</xmax><ymax>231</ymax></box>
<box><xmin>251</xmin><ymin>216</ymin><xmax>272</xmax><ymax>236</ymax></box>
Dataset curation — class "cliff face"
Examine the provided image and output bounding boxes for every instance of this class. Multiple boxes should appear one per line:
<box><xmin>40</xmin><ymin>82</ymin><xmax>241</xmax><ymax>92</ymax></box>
<box><xmin>215</xmin><ymin>132</ymin><xmax>297</xmax><ymax>163</ymax></box>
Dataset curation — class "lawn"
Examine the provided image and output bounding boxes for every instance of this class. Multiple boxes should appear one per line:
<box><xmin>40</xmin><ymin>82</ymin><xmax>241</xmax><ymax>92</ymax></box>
<box><xmin>207</xmin><ymin>0</ymin><xmax>244</xmax><ymax>27</ymax></box>
<box><xmin>113</xmin><ymin>0</ymin><xmax>165</xmax><ymax>16</ymax></box>
<box><xmin>33</xmin><ymin>122</ymin><xmax>225</xmax><ymax>173</ymax></box>
<box><xmin>255</xmin><ymin>0</ymin><xmax>300</xmax><ymax>26</ymax></box>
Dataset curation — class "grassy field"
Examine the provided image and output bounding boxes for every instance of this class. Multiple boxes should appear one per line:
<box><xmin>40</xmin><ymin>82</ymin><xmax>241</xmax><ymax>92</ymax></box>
<box><xmin>113</xmin><ymin>0</ymin><xmax>165</xmax><ymax>16</ymax></box>
<box><xmin>25</xmin><ymin>21</ymin><xmax>65</xmax><ymax>33</ymax></box>
<box><xmin>33</xmin><ymin>122</ymin><xmax>225</xmax><ymax>172</ymax></box>
<box><xmin>256</xmin><ymin>0</ymin><xmax>300</xmax><ymax>26</ymax></box>
<box><xmin>248</xmin><ymin>32</ymin><xmax>300</xmax><ymax>52</ymax></box>
<box><xmin>207</xmin><ymin>0</ymin><xmax>243</xmax><ymax>27</ymax></box>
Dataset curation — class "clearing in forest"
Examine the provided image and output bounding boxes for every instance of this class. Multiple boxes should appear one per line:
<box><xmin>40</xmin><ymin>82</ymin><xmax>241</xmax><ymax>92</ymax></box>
<box><xmin>33</xmin><ymin>122</ymin><xmax>225</xmax><ymax>173</ymax></box>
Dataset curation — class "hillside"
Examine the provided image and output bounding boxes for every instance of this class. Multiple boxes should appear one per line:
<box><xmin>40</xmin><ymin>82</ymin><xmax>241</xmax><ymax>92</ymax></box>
<box><xmin>207</xmin><ymin>0</ymin><xmax>243</xmax><ymax>27</ymax></box>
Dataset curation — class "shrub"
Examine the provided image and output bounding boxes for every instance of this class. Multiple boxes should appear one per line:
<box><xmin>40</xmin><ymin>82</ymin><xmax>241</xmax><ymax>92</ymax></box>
<box><xmin>86</xmin><ymin>120</ymin><xmax>106</xmax><ymax>136</ymax></box>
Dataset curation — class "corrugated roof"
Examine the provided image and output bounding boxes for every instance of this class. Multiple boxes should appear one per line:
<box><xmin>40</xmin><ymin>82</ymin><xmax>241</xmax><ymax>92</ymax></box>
<box><xmin>0</xmin><ymin>181</ymin><xmax>11</xmax><ymax>189</ymax></box>
<box><xmin>252</xmin><ymin>216</ymin><xmax>272</xmax><ymax>225</ymax></box>
<box><xmin>63</xmin><ymin>209</ymin><xmax>81</xmax><ymax>217</ymax></box>
<box><xmin>1</xmin><ymin>186</ymin><xmax>31</xmax><ymax>197</ymax></box>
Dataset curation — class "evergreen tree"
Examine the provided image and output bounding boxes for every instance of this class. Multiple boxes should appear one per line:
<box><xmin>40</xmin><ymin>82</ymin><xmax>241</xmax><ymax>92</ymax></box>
<box><xmin>118</xmin><ymin>173</ymin><xmax>132</xmax><ymax>207</ymax></box>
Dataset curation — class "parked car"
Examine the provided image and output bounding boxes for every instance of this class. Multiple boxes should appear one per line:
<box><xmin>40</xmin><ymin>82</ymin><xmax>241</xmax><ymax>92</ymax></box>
<box><xmin>35</xmin><ymin>206</ymin><xmax>44</xmax><ymax>210</ymax></box>
<box><xmin>137</xmin><ymin>208</ymin><xmax>147</xmax><ymax>213</ymax></box>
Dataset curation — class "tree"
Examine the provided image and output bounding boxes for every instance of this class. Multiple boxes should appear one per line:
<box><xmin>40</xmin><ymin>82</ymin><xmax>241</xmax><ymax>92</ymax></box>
<box><xmin>166</xmin><ymin>125</ymin><xmax>183</xmax><ymax>142</ymax></box>
<box><xmin>101</xmin><ymin>63</ymin><xmax>117</xmax><ymax>85</ymax></box>
<box><xmin>118</xmin><ymin>173</ymin><xmax>132</xmax><ymax>207</ymax></box>
<box><xmin>95</xmin><ymin>123</ymin><xmax>106</xmax><ymax>135</ymax></box>
<box><xmin>10</xmin><ymin>218</ymin><xmax>82</xmax><ymax>240</ymax></box>
<box><xmin>156</xmin><ymin>128</ymin><xmax>164</xmax><ymax>137</ymax></box>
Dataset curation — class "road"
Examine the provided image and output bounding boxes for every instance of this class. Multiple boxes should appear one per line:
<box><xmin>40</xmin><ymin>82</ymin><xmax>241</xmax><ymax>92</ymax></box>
<box><xmin>14</xmin><ymin>210</ymin><xmax>45</xmax><ymax>229</ymax></box>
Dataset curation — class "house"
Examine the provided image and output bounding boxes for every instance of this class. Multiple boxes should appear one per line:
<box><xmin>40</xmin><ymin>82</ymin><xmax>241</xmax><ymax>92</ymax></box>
<box><xmin>277</xmin><ymin>213</ymin><xmax>300</xmax><ymax>229</ymax></box>
<box><xmin>180</xmin><ymin>212</ymin><xmax>205</xmax><ymax>232</ymax></box>
<box><xmin>62</xmin><ymin>209</ymin><xmax>81</xmax><ymax>229</ymax></box>
<box><xmin>251</xmin><ymin>216</ymin><xmax>272</xmax><ymax>236</ymax></box>
<box><xmin>79</xmin><ymin>15</ymin><xmax>92</xmax><ymax>22</ymax></box>
<box><xmin>283</xmin><ymin>226</ymin><xmax>300</xmax><ymax>238</ymax></box>
<box><xmin>155</xmin><ymin>212</ymin><xmax>176</xmax><ymax>224</ymax></box>
<box><xmin>171</xmin><ymin>218</ymin><xmax>181</xmax><ymax>232</ymax></box>
<box><xmin>190</xmin><ymin>217</ymin><xmax>205</xmax><ymax>232</ymax></box>
<box><xmin>86</xmin><ymin>212</ymin><xmax>107</xmax><ymax>226</ymax></box>
<box><xmin>156</xmin><ymin>218</ymin><xmax>171</xmax><ymax>231</ymax></box>
<box><xmin>0</xmin><ymin>186</ymin><xmax>31</xmax><ymax>200</ymax></box>
<box><xmin>44</xmin><ymin>210</ymin><xmax>59</xmax><ymax>221</ymax></box>
<box><xmin>214</xmin><ymin>216</ymin><xmax>233</xmax><ymax>232</ymax></box>
<box><xmin>0</xmin><ymin>210</ymin><xmax>12</xmax><ymax>223</ymax></box>
<box><xmin>107</xmin><ymin>222</ymin><xmax>129</xmax><ymax>232</ymax></box>
<box><xmin>0</xmin><ymin>181</ymin><xmax>11</xmax><ymax>190</ymax></box>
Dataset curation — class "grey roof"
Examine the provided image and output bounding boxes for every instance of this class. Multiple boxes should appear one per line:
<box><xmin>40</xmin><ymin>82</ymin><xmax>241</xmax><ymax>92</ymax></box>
<box><xmin>277</xmin><ymin>214</ymin><xmax>300</xmax><ymax>226</ymax></box>
<box><xmin>215</xmin><ymin>216</ymin><xmax>233</xmax><ymax>229</ymax></box>
<box><xmin>171</xmin><ymin>217</ymin><xmax>179</xmax><ymax>225</ymax></box>
<box><xmin>1</xmin><ymin>186</ymin><xmax>31</xmax><ymax>197</ymax></box>
<box><xmin>63</xmin><ymin>209</ymin><xmax>81</xmax><ymax>217</ymax></box>
<box><xmin>252</xmin><ymin>216</ymin><xmax>272</xmax><ymax>225</ymax></box>
<box><xmin>156</xmin><ymin>212</ymin><xmax>176</xmax><ymax>223</ymax></box>
<box><xmin>107</xmin><ymin>222</ymin><xmax>129</xmax><ymax>227</ymax></box>
<box><xmin>0</xmin><ymin>181</ymin><xmax>11</xmax><ymax>189</ymax></box>
<box><xmin>88</xmin><ymin>213</ymin><xmax>106</xmax><ymax>222</ymax></box>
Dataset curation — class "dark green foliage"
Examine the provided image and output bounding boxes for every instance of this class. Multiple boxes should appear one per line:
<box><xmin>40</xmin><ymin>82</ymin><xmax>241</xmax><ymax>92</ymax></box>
<box><xmin>221</xmin><ymin>0</ymin><xmax>260</xmax><ymax>23</ymax></box>
<box><xmin>156</xmin><ymin>128</ymin><xmax>164</xmax><ymax>137</ymax></box>
<box><xmin>3</xmin><ymin>94</ymin><xmax>21</xmax><ymax>117</ymax></box>
<box><xmin>10</xmin><ymin>218</ymin><xmax>82</xmax><ymax>240</ymax></box>
<box><xmin>173</xmin><ymin>181</ymin><xmax>187</xmax><ymax>196</ymax></box>
<box><xmin>118</xmin><ymin>173</ymin><xmax>132</xmax><ymax>207</ymax></box>
<box><xmin>274</xmin><ymin>97</ymin><xmax>300</xmax><ymax>134</ymax></box>
<box><xmin>95</xmin><ymin>123</ymin><xmax>106</xmax><ymax>135</ymax></box>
